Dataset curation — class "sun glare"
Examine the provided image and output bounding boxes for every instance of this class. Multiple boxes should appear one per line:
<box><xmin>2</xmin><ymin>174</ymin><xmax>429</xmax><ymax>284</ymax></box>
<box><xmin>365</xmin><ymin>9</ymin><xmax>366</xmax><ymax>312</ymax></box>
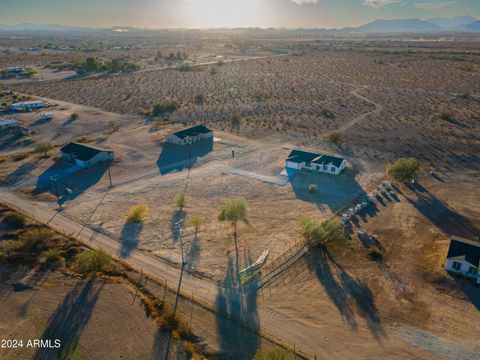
<box><xmin>183</xmin><ymin>0</ymin><xmax>265</xmax><ymax>28</ymax></box>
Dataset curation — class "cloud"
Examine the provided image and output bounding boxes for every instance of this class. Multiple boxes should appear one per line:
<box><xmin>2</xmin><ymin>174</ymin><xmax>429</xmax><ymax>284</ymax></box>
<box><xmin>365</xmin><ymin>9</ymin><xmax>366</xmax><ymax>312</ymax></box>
<box><xmin>362</xmin><ymin>0</ymin><xmax>400</xmax><ymax>8</ymax></box>
<box><xmin>414</xmin><ymin>1</ymin><xmax>457</xmax><ymax>10</ymax></box>
<box><xmin>290</xmin><ymin>0</ymin><xmax>319</xmax><ymax>4</ymax></box>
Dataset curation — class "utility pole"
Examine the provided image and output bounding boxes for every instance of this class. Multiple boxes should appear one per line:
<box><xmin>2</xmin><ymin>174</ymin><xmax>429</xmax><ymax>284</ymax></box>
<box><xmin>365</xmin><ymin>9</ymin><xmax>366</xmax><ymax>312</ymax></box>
<box><xmin>50</xmin><ymin>175</ymin><xmax>61</xmax><ymax>209</ymax></box>
<box><xmin>107</xmin><ymin>163</ymin><xmax>112</xmax><ymax>188</ymax></box>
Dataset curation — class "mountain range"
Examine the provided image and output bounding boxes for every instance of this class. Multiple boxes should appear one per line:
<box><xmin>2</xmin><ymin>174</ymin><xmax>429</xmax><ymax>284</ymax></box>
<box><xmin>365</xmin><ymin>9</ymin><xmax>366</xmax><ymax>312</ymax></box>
<box><xmin>0</xmin><ymin>16</ymin><xmax>479</xmax><ymax>34</ymax></box>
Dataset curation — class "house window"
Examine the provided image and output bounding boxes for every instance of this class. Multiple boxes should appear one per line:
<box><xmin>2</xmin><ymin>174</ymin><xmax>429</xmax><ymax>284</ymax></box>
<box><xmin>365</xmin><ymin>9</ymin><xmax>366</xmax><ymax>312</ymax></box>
<box><xmin>452</xmin><ymin>261</ymin><xmax>462</xmax><ymax>271</ymax></box>
<box><xmin>467</xmin><ymin>266</ymin><xmax>478</xmax><ymax>275</ymax></box>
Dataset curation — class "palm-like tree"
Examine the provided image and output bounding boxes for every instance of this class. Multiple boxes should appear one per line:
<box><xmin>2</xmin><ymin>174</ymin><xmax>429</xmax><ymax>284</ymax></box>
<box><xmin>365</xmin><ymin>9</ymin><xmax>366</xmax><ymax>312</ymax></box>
<box><xmin>218</xmin><ymin>197</ymin><xmax>249</xmax><ymax>274</ymax></box>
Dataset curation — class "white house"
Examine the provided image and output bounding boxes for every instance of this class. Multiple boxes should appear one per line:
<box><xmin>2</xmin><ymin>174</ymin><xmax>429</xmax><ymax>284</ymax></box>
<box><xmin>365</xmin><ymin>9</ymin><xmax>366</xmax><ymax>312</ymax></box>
<box><xmin>445</xmin><ymin>236</ymin><xmax>480</xmax><ymax>285</ymax></box>
<box><xmin>11</xmin><ymin>101</ymin><xmax>45</xmax><ymax>111</ymax></box>
<box><xmin>0</xmin><ymin>118</ymin><xmax>19</xmax><ymax>129</ymax></box>
<box><xmin>286</xmin><ymin>149</ymin><xmax>347</xmax><ymax>175</ymax></box>
<box><xmin>165</xmin><ymin>124</ymin><xmax>213</xmax><ymax>145</ymax></box>
<box><xmin>60</xmin><ymin>142</ymin><xmax>114</xmax><ymax>168</ymax></box>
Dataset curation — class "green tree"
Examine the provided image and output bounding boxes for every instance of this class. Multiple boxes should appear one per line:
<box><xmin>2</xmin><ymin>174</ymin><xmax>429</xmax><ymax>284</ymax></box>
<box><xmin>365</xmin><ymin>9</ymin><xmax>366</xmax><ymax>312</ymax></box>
<box><xmin>75</xmin><ymin>249</ymin><xmax>112</xmax><ymax>274</ymax></box>
<box><xmin>386</xmin><ymin>157</ymin><xmax>420</xmax><ymax>182</ymax></box>
<box><xmin>218</xmin><ymin>198</ymin><xmax>250</xmax><ymax>273</ymax></box>
<box><xmin>298</xmin><ymin>218</ymin><xmax>345</xmax><ymax>248</ymax></box>
<box><xmin>188</xmin><ymin>215</ymin><xmax>204</xmax><ymax>236</ymax></box>
<box><xmin>70</xmin><ymin>112</ymin><xmax>79</xmax><ymax>120</ymax></box>
<box><xmin>175</xmin><ymin>192</ymin><xmax>187</xmax><ymax>211</ymax></box>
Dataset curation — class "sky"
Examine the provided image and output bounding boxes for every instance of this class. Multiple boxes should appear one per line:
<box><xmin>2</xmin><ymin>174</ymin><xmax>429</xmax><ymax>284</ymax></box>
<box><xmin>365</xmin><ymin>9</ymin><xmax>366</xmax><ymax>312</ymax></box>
<box><xmin>1</xmin><ymin>0</ymin><xmax>479</xmax><ymax>29</ymax></box>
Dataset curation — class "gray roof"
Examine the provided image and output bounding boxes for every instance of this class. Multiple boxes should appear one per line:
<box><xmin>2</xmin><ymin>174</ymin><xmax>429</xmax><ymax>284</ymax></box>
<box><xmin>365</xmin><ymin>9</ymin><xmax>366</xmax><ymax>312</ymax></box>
<box><xmin>447</xmin><ymin>236</ymin><xmax>480</xmax><ymax>267</ymax></box>
<box><xmin>60</xmin><ymin>142</ymin><xmax>112</xmax><ymax>161</ymax></box>
<box><xmin>287</xmin><ymin>150</ymin><xmax>345</xmax><ymax>168</ymax></box>
<box><xmin>173</xmin><ymin>124</ymin><xmax>212</xmax><ymax>140</ymax></box>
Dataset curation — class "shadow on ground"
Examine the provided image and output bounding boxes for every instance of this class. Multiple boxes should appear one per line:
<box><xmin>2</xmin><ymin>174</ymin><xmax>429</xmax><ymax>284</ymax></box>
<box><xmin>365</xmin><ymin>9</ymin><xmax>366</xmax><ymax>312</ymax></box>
<box><xmin>289</xmin><ymin>167</ymin><xmax>368</xmax><ymax>213</ymax></box>
<box><xmin>453</xmin><ymin>277</ymin><xmax>480</xmax><ymax>311</ymax></box>
<box><xmin>33</xmin><ymin>279</ymin><xmax>104</xmax><ymax>360</ymax></box>
<box><xmin>157</xmin><ymin>138</ymin><xmax>213</xmax><ymax>175</ymax></box>
<box><xmin>403</xmin><ymin>184</ymin><xmax>480</xmax><ymax>239</ymax></box>
<box><xmin>34</xmin><ymin>158</ymin><xmax>109</xmax><ymax>204</ymax></box>
<box><xmin>119</xmin><ymin>222</ymin><xmax>143</xmax><ymax>258</ymax></box>
<box><xmin>215</xmin><ymin>253</ymin><xmax>260</xmax><ymax>359</ymax></box>
<box><xmin>305</xmin><ymin>248</ymin><xmax>385</xmax><ymax>340</ymax></box>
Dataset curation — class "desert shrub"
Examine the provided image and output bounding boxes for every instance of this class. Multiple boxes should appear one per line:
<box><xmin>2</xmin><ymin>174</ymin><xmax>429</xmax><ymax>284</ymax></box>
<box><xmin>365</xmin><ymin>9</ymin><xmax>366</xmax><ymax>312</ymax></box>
<box><xmin>210</xmin><ymin>67</ymin><xmax>218</xmax><ymax>75</ymax></box>
<box><xmin>183</xmin><ymin>341</ymin><xmax>200</xmax><ymax>357</ymax></box>
<box><xmin>194</xmin><ymin>93</ymin><xmax>206</xmax><ymax>104</ymax></box>
<box><xmin>386</xmin><ymin>157</ymin><xmax>419</xmax><ymax>182</ymax></box>
<box><xmin>0</xmin><ymin>240</ymin><xmax>22</xmax><ymax>254</ymax></box>
<box><xmin>2</xmin><ymin>213</ymin><xmax>25</xmax><ymax>228</ymax></box>
<box><xmin>175</xmin><ymin>192</ymin><xmax>187</xmax><ymax>210</ymax></box>
<box><xmin>438</xmin><ymin>111</ymin><xmax>454</xmax><ymax>122</ymax></box>
<box><xmin>44</xmin><ymin>248</ymin><xmax>62</xmax><ymax>262</ymax></box>
<box><xmin>35</xmin><ymin>142</ymin><xmax>54</xmax><ymax>156</ymax></box>
<box><xmin>151</xmin><ymin>100</ymin><xmax>179</xmax><ymax>116</ymax></box>
<box><xmin>230</xmin><ymin>114</ymin><xmax>241</xmax><ymax>131</ymax></box>
<box><xmin>253</xmin><ymin>348</ymin><xmax>295</xmax><ymax>360</ymax></box>
<box><xmin>178</xmin><ymin>64</ymin><xmax>192</xmax><ymax>72</ymax></box>
<box><xmin>308</xmin><ymin>184</ymin><xmax>317</xmax><ymax>194</ymax></box>
<box><xmin>320</xmin><ymin>107</ymin><xmax>334</xmax><ymax>118</ymax></box>
<box><xmin>126</xmin><ymin>204</ymin><xmax>149</xmax><ymax>223</ymax></box>
<box><xmin>298</xmin><ymin>218</ymin><xmax>345</xmax><ymax>248</ymax></box>
<box><xmin>75</xmin><ymin>136</ymin><xmax>88</xmax><ymax>143</ymax></box>
<box><xmin>327</xmin><ymin>132</ymin><xmax>342</xmax><ymax>146</ymax></box>
<box><xmin>70</xmin><ymin>112</ymin><xmax>79</xmax><ymax>120</ymax></box>
<box><xmin>75</xmin><ymin>249</ymin><xmax>112</xmax><ymax>274</ymax></box>
<box><xmin>18</xmin><ymin>228</ymin><xmax>53</xmax><ymax>251</ymax></box>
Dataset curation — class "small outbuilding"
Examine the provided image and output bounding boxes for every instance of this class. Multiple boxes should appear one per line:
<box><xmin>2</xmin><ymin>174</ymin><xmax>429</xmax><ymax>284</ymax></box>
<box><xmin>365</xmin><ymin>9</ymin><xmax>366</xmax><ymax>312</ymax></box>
<box><xmin>445</xmin><ymin>236</ymin><xmax>480</xmax><ymax>285</ymax></box>
<box><xmin>11</xmin><ymin>100</ymin><xmax>45</xmax><ymax>111</ymax></box>
<box><xmin>286</xmin><ymin>149</ymin><xmax>346</xmax><ymax>175</ymax></box>
<box><xmin>60</xmin><ymin>142</ymin><xmax>114</xmax><ymax>168</ymax></box>
<box><xmin>165</xmin><ymin>124</ymin><xmax>213</xmax><ymax>145</ymax></box>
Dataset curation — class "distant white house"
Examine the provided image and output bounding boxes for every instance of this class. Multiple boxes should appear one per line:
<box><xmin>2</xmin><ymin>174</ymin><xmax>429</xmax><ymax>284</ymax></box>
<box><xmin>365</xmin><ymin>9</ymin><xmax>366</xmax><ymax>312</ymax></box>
<box><xmin>0</xmin><ymin>118</ymin><xmax>19</xmax><ymax>129</ymax></box>
<box><xmin>11</xmin><ymin>101</ymin><xmax>45</xmax><ymax>111</ymax></box>
<box><xmin>60</xmin><ymin>142</ymin><xmax>114</xmax><ymax>168</ymax></box>
<box><xmin>445</xmin><ymin>236</ymin><xmax>480</xmax><ymax>285</ymax></box>
<box><xmin>286</xmin><ymin>149</ymin><xmax>347</xmax><ymax>175</ymax></box>
<box><xmin>165</xmin><ymin>124</ymin><xmax>213</xmax><ymax>145</ymax></box>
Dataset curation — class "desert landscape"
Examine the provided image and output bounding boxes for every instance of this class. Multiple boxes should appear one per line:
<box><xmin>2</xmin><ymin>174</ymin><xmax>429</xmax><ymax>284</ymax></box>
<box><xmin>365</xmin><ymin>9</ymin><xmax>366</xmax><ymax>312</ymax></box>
<box><xmin>1</xmin><ymin>9</ymin><xmax>480</xmax><ymax>360</ymax></box>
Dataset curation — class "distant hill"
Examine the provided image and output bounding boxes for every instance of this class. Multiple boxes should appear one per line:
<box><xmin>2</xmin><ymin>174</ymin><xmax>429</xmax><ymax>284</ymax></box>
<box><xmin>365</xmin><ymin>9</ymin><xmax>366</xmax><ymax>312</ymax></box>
<box><xmin>428</xmin><ymin>16</ymin><xmax>476</xmax><ymax>29</ymax></box>
<box><xmin>458</xmin><ymin>20</ymin><xmax>480</xmax><ymax>32</ymax></box>
<box><xmin>0</xmin><ymin>17</ymin><xmax>479</xmax><ymax>35</ymax></box>
<box><xmin>346</xmin><ymin>19</ymin><xmax>442</xmax><ymax>33</ymax></box>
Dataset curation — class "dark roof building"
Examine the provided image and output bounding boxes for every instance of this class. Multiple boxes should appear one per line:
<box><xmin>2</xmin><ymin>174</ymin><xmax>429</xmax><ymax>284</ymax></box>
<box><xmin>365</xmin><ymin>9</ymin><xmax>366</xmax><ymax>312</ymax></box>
<box><xmin>286</xmin><ymin>150</ymin><xmax>321</xmax><ymax>165</ymax></box>
<box><xmin>286</xmin><ymin>150</ymin><xmax>345</xmax><ymax>168</ymax></box>
<box><xmin>61</xmin><ymin>142</ymin><xmax>112</xmax><ymax>161</ymax></box>
<box><xmin>165</xmin><ymin>124</ymin><xmax>213</xmax><ymax>145</ymax></box>
<box><xmin>173</xmin><ymin>125</ymin><xmax>212</xmax><ymax>140</ymax></box>
<box><xmin>447</xmin><ymin>236</ymin><xmax>480</xmax><ymax>266</ymax></box>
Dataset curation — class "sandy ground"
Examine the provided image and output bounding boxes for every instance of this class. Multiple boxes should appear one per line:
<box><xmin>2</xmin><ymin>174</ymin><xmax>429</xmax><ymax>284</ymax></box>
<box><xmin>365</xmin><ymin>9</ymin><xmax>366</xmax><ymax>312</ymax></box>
<box><xmin>0</xmin><ymin>270</ymin><xmax>170</xmax><ymax>360</ymax></box>
<box><xmin>1</xmin><ymin>45</ymin><xmax>480</xmax><ymax>359</ymax></box>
